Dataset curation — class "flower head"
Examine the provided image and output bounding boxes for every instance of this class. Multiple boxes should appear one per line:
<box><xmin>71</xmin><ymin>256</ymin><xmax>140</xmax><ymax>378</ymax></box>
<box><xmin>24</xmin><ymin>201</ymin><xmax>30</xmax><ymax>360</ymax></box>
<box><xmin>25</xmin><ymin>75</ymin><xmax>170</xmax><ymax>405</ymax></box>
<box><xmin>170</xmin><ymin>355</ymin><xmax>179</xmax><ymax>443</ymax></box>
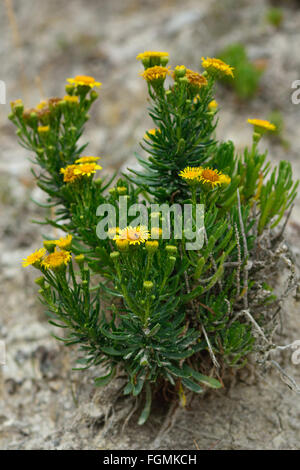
<box><xmin>201</xmin><ymin>57</ymin><xmax>234</xmax><ymax>78</ymax></box>
<box><xmin>247</xmin><ymin>119</ymin><xmax>276</xmax><ymax>133</ymax></box>
<box><xmin>115</xmin><ymin>226</ymin><xmax>150</xmax><ymax>245</ymax></box>
<box><xmin>67</xmin><ymin>75</ymin><xmax>102</xmax><ymax>89</ymax></box>
<box><xmin>141</xmin><ymin>66</ymin><xmax>170</xmax><ymax>83</ymax></box>
<box><xmin>75</xmin><ymin>156</ymin><xmax>101</xmax><ymax>164</ymax></box>
<box><xmin>145</xmin><ymin>240</ymin><xmax>159</xmax><ymax>253</ymax></box>
<box><xmin>42</xmin><ymin>249</ymin><xmax>72</xmax><ymax>271</ymax></box>
<box><xmin>179</xmin><ymin>166</ymin><xmax>203</xmax><ymax>182</ymax></box>
<box><xmin>115</xmin><ymin>238</ymin><xmax>129</xmax><ymax>251</ymax></box>
<box><xmin>36</xmin><ymin>100</ymin><xmax>48</xmax><ymax>111</ymax></box>
<box><xmin>63</xmin><ymin>95</ymin><xmax>79</xmax><ymax>104</ymax></box>
<box><xmin>22</xmin><ymin>248</ymin><xmax>46</xmax><ymax>268</ymax></box>
<box><xmin>37</xmin><ymin>125</ymin><xmax>50</xmax><ymax>133</ymax></box>
<box><xmin>60</xmin><ymin>164</ymin><xmax>79</xmax><ymax>183</ymax></box>
<box><xmin>198</xmin><ymin>168</ymin><xmax>231</xmax><ymax>188</ymax></box>
<box><xmin>48</xmin><ymin>97</ymin><xmax>62</xmax><ymax>108</ymax></box>
<box><xmin>173</xmin><ymin>65</ymin><xmax>186</xmax><ymax>78</ymax></box>
<box><xmin>208</xmin><ymin>100</ymin><xmax>218</xmax><ymax>110</ymax></box>
<box><xmin>137</xmin><ymin>51</ymin><xmax>169</xmax><ymax>61</ymax></box>
<box><xmin>11</xmin><ymin>99</ymin><xmax>24</xmax><ymax>114</ymax></box>
<box><xmin>185</xmin><ymin>69</ymin><xmax>208</xmax><ymax>89</ymax></box>
<box><xmin>55</xmin><ymin>234</ymin><xmax>72</xmax><ymax>250</ymax></box>
<box><xmin>137</xmin><ymin>51</ymin><xmax>169</xmax><ymax>68</ymax></box>
<box><xmin>73</xmin><ymin>162</ymin><xmax>102</xmax><ymax>177</ymax></box>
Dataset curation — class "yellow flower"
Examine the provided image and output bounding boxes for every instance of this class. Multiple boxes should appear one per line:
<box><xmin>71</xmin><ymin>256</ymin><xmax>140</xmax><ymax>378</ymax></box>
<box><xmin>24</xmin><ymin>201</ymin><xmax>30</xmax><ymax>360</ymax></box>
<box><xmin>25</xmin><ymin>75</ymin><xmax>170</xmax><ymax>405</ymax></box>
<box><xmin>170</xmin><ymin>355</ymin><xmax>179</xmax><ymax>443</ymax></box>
<box><xmin>201</xmin><ymin>57</ymin><xmax>234</xmax><ymax>78</ymax></box>
<box><xmin>144</xmin><ymin>128</ymin><xmax>161</xmax><ymax>139</ymax></box>
<box><xmin>198</xmin><ymin>167</ymin><xmax>231</xmax><ymax>188</ymax></box>
<box><xmin>63</xmin><ymin>95</ymin><xmax>79</xmax><ymax>103</ymax></box>
<box><xmin>115</xmin><ymin>238</ymin><xmax>129</xmax><ymax>251</ymax></box>
<box><xmin>22</xmin><ymin>248</ymin><xmax>46</xmax><ymax>267</ymax></box>
<box><xmin>141</xmin><ymin>66</ymin><xmax>170</xmax><ymax>82</ymax></box>
<box><xmin>136</xmin><ymin>51</ymin><xmax>169</xmax><ymax>61</ymax></box>
<box><xmin>116</xmin><ymin>186</ymin><xmax>127</xmax><ymax>195</ymax></box>
<box><xmin>174</xmin><ymin>65</ymin><xmax>186</xmax><ymax>73</ymax></box>
<box><xmin>42</xmin><ymin>249</ymin><xmax>72</xmax><ymax>270</ymax></box>
<box><xmin>137</xmin><ymin>51</ymin><xmax>169</xmax><ymax>67</ymax></box>
<box><xmin>247</xmin><ymin>119</ymin><xmax>276</xmax><ymax>132</ymax></box>
<box><xmin>11</xmin><ymin>99</ymin><xmax>23</xmax><ymax>111</ymax></box>
<box><xmin>55</xmin><ymin>234</ymin><xmax>72</xmax><ymax>250</ymax></box>
<box><xmin>179</xmin><ymin>166</ymin><xmax>203</xmax><ymax>182</ymax></box>
<box><xmin>37</xmin><ymin>125</ymin><xmax>50</xmax><ymax>133</ymax></box>
<box><xmin>75</xmin><ymin>156</ymin><xmax>101</xmax><ymax>164</ymax></box>
<box><xmin>115</xmin><ymin>226</ymin><xmax>150</xmax><ymax>245</ymax></box>
<box><xmin>67</xmin><ymin>75</ymin><xmax>102</xmax><ymax>89</ymax></box>
<box><xmin>208</xmin><ymin>100</ymin><xmax>218</xmax><ymax>110</ymax></box>
<box><xmin>73</xmin><ymin>162</ymin><xmax>102</xmax><ymax>177</ymax></box>
<box><xmin>36</xmin><ymin>100</ymin><xmax>48</xmax><ymax>110</ymax></box>
<box><xmin>145</xmin><ymin>240</ymin><xmax>159</xmax><ymax>253</ymax></box>
<box><xmin>185</xmin><ymin>69</ymin><xmax>208</xmax><ymax>88</ymax></box>
<box><xmin>60</xmin><ymin>164</ymin><xmax>79</xmax><ymax>183</ymax></box>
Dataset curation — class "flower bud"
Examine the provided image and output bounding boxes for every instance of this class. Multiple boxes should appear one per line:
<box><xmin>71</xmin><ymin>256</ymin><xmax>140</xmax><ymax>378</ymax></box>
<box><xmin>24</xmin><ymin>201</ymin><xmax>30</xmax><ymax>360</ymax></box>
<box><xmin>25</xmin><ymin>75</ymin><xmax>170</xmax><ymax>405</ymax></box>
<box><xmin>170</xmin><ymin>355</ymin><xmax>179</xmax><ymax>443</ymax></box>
<box><xmin>141</xmin><ymin>57</ymin><xmax>150</xmax><ymax>68</ymax></box>
<box><xmin>179</xmin><ymin>76</ymin><xmax>189</xmax><ymax>85</ymax></box>
<box><xmin>117</xmin><ymin>186</ymin><xmax>127</xmax><ymax>195</ymax></box>
<box><xmin>143</xmin><ymin>281</ymin><xmax>154</xmax><ymax>290</ymax></box>
<box><xmin>110</xmin><ymin>251</ymin><xmax>120</xmax><ymax>260</ymax></box>
<box><xmin>94</xmin><ymin>178</ymin><xmax>102</xmax><ymax>186</ymax></box>
<box><xmin>165</xmin><ymin>245</ymin><xmax>177</xmax><ymax>254</ymax></box>
<box><xmin>90</xmin><ymin>90</ymin><xmax>99</xmax><ymax>102</ymax></box>
<box><xmin>74</xmin><ymin>254</ymin><xmax>85</xmax><ymax>265</ymax></box>
<box><xmin>174</xmin><ymin>65</ymin><xmax>186</xmax><ymax>79</ymax></box>
<box><xmin>115</xmin><ymin>238</ymin><xmax>129</xmax><ymax>252</ymax></box>
<box><xmin>65</xmin><ymin>84</ymin><xmax>75</xmax><ymax>95</ymax></box>
<box><xmin>34</xmin><ymin>276</ymin><xmax>45</xmax><ymax>287</ymax></box>
<box><xmin>145</xmin><ymin>240</ymin><xmax>159</xmax><ymax>253</ymax></box>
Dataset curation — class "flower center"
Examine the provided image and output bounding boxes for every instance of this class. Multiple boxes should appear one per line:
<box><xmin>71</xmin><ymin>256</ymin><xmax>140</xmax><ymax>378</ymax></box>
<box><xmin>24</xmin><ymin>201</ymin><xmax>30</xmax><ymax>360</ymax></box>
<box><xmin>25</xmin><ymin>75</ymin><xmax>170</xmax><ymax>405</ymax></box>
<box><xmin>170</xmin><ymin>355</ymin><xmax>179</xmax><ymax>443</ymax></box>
<box><xmin>201</xmin><ymin>169</ymin><xmax>220</xmax><ymax>182</ymax></box>
<box><xmin>127</xmin><ymin>230</ymin><xmax>140</xmax><ymax>240</ymax></box>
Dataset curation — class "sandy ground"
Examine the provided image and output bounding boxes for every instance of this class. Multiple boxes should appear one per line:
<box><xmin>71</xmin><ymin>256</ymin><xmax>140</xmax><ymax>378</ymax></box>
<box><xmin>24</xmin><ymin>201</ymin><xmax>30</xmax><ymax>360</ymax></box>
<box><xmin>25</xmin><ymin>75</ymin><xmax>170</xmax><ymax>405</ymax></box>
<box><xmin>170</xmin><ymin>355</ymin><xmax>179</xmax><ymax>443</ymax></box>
<box><xmin>1</xmin><ymin>0</ymin><xmax>300</xmax><ymax>449</ymax></box>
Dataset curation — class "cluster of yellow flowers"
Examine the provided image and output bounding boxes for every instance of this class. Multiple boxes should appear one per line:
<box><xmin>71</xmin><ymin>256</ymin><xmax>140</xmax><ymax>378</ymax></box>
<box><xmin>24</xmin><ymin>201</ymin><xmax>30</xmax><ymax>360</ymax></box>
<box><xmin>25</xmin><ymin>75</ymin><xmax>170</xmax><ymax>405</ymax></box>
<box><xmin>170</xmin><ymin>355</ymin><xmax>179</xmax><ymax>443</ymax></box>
<box><xmin>22</xmin><ymin>235</ymin><xmax>73</xmax><ymax>271</ymax></box>
<box><xmin>21</xmin><ymin>58</ymin><xmax>277</xmax><ymax>271</ymax></box>
<box><xmin>179</xmin><ymin>166</ymin><xmax>231</xmax><ymax>188</ymax></box>
<box><xmin>11</xmin><ymin>75</ymin><xmax>100</xmax><ymax>130</ymax></box>
<box><xmin>137</xmin><ymin>51</ymin><xmax>235</xmax><ymax>86</ymax></box>
<box><xmin>60</xmin><ymin>157</ymin><xmax>102</xmax><ymax>183</ymax></box>
<box><xmin>201</xmin><ymin>57</ymin><xmax>234</xmax><ymax>78</ymax></box>
<box><xmin>112</xmin><ymin>226</ymin><xmax>164</xmax><ymax>251</ymax></box>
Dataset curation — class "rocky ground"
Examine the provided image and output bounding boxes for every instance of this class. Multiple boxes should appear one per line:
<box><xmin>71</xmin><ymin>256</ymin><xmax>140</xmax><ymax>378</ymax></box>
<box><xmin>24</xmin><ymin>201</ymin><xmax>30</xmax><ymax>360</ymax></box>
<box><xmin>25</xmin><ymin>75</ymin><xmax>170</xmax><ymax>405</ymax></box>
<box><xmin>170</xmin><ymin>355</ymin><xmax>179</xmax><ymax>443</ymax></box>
<box><xmin>1</xmin><ymin>0</ymin><xmax>300</xmax><ymax>450</ymax></box>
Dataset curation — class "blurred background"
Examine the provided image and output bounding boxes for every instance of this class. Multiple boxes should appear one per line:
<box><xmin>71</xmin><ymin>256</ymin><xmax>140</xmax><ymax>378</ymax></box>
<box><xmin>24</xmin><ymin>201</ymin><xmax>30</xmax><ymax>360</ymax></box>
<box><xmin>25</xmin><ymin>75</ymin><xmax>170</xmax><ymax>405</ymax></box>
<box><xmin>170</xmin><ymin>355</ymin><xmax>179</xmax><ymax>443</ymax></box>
<box><xmin>1</xmin><ymin>0</ymin><xmax>300</xmax><ymax>450</ymax></box>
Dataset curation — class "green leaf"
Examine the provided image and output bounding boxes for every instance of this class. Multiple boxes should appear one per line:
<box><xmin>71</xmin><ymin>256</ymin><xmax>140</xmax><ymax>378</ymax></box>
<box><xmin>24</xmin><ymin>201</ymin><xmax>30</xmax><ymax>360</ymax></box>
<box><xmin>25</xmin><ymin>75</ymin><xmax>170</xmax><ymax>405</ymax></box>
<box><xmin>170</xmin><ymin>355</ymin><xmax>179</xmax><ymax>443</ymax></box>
<box><xmin>181</xmin><ymin>378</ymin><xmax>204</xmax><ymax>394</ymax></box>
<box><xmin>166</xmin><ymin>364</ymin><xmax>192</xmax><ymax>378</ymax></box>
<box><xmin>138</xmin><ymin>383</ymin><xmax>152</xmax><ymax>425</ymax></box>
<box><xmin>94</xmin><ymin>367</ymin><xmax>116</xmax><ymax>387</ymax></box>
<box><xmin>183</xmin><ymin>365</ymin><xmax>222</xmax><ymax>389</ymax></box>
